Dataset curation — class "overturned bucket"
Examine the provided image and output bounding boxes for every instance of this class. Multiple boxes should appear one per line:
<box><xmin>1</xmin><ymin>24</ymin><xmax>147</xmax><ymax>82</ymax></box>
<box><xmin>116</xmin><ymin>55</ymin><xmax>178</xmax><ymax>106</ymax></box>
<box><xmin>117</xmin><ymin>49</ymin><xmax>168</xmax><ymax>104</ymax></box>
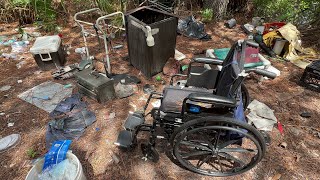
<box><xmin>25</xmin><ymin>152</ymin><xmax>86</xmax><ymax>180</ymax></box>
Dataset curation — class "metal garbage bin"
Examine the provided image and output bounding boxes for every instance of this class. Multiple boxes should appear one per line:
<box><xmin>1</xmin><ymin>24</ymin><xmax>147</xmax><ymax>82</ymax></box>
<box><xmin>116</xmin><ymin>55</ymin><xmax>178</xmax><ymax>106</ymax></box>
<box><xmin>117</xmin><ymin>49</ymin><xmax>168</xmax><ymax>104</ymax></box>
<box><xmin>126</xmin><ymin>6</ymin><xmax>178</xmax><ymax>78</ymax></box>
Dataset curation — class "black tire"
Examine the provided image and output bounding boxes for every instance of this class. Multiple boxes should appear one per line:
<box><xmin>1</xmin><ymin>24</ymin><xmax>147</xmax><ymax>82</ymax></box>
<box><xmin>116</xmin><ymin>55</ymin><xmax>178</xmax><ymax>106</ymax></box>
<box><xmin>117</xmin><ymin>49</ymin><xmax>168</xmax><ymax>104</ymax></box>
<box><xmin>241</xmin><ymin>84</ymin><xmax>250</xmax><ymax>111</ymax></box>
<box><xmin>170</xmin><ymin>116</ymin><xmax>266</xmax><ymax>176</ymax></box>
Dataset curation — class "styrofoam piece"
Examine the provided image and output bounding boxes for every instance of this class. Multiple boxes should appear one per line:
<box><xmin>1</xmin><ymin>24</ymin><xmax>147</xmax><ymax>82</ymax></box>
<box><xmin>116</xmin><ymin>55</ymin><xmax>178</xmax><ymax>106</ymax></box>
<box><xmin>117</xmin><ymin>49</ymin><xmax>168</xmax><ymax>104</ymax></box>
<box><xmin>256</xmin><ymin>65</ymin><xmax>281</xmax><ymax>76</ymax></box>
<box><xmin>258</xmin><ymin>53</ymin><xmax>271</xmax><ymax>67</ymax></box>
<box><xmin>205</xmin><ymin>49</ymin><xmax>216</xmax><ymax>58</ymax></box>
<box><xmin>174</xmin><ymin>49</ymin><xmax>186</xmax><ymax>61</ymax></box>
<box><xmin>30</xmin><ymin>35</ymin><xmax>61</xmax><ymax>54</ymax></box>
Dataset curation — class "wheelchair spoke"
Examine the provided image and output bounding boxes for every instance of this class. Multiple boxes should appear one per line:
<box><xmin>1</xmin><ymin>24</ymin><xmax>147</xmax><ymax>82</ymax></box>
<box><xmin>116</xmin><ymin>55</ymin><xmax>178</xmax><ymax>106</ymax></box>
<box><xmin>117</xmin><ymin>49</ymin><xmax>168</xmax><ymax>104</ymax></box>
<box><xmin>219</xmin><ymin>148</ymin><xmax>257</xmax><ymax>153</ymax></box>
<box><xmin>181</xmin><ymin>151</ymin><xmax>211</xmax><ymax>158</ymax></box>
<box><xmin>218</xmin><ymin>152</ymin><xmax>246</xmax><ymax>167</ymax></box>
<box><xmin>218</xmin><ymin>139</ymin><xmax>241</xmax><ymax>150</ymax></box>
<box><xmin>196</xmin><ymin>155</ymin><xmax>211</xmax><ymax>168</ymax></box>
<box><xmin>217</xmin><ymin>154</ymin><xmax>224</xmax><ymax>172</ymax></box>
<box><xmin>180</xmin><ymin>140</ymin><xmax>211</xmax><ymax>151</ymax></box>
<box><xmin>213</xmin><ymin>129</ymin><xmax>221</xmax><ymax>149</ymax></box>
<box><xmin>173</xmin><ymin>122</ymin><xmax>265</xmax><ymax>176</ymax></box>
<box><xmin>201</xmin><ymin>131</ymin><xmax>215</xmax><ymax>150</ymax></box>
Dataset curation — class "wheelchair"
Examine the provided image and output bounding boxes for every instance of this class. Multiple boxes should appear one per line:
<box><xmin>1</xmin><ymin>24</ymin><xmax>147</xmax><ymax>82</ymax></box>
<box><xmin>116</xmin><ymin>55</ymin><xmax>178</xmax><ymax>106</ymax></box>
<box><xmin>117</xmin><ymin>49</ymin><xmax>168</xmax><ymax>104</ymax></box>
<box><xmin>116</xmin><ymin>40</ymin><xmax>276</xmax><ymax>176</ymax></box>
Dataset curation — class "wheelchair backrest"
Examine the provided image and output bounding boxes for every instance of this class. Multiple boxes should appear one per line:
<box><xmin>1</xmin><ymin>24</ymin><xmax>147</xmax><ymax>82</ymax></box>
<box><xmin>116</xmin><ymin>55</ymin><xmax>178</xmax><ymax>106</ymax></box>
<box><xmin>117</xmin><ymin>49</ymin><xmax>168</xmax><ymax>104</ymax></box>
<box><xmin>215</xmin><ymin>41</ymin><xmax>247</xmax><ymax>98</ymax></box>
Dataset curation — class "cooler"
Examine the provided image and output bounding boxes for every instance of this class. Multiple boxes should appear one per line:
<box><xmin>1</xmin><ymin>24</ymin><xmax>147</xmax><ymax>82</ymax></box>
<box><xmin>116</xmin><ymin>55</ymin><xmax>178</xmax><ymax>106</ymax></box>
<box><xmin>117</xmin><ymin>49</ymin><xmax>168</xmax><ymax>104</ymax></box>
<box><xmin>30</xmin><ymin>35</ymin><xmax>66</xmax><ymax>71</ymax></box>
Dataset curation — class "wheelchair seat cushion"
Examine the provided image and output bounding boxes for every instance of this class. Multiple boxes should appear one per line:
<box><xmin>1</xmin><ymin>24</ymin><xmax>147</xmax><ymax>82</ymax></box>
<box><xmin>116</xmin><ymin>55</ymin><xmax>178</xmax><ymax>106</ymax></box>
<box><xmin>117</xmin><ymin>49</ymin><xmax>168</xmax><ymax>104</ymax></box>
<box><xmin>160</xmin><ymin>86</ymin><xmax>213</xmax><ymax>113</ymax></box>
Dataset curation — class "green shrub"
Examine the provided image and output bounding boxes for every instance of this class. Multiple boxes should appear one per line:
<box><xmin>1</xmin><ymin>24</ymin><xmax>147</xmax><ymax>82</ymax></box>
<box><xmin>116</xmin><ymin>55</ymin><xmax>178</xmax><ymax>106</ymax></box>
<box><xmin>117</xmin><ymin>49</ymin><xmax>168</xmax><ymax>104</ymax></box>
<box><xmin>253</xmin><ymin>0</ymin><xmax>320</xmax><ymax>26</ymax></box>
<box><xmin>26</xmin><ymin>148</ymin><xmax>38</xmax><ymax>158</ymax></box>
<box><xmin>201</xmin><ymin>8</ymin><xmax>213</xmax><ymax>22</ymax></box>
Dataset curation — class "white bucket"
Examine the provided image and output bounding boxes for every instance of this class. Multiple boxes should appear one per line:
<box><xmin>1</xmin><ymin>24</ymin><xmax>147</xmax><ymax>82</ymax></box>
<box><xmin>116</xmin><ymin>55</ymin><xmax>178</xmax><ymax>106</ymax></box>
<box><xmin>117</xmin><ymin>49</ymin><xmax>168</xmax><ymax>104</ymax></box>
<box><xmin>25</xmin><ymin>152</ymin><xmax>86</xmax><ymax>180</ymax></box>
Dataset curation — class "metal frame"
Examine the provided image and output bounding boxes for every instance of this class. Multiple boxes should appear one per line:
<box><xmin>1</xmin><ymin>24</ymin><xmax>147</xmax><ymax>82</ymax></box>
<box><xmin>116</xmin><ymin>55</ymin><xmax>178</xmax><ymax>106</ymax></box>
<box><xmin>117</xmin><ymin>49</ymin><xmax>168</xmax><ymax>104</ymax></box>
<box><xmin>74</xmin><ymin>8</ymin><xmax>125</xmax><ymax>75</ymax></box>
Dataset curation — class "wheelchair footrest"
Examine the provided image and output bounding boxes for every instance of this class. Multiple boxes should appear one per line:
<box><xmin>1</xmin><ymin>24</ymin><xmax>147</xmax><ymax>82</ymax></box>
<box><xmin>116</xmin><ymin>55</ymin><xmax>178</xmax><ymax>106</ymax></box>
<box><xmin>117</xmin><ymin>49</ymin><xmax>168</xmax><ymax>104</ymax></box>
<box><xmin>124</xmin><ymin>112</ymin><xmax>145</xmax><ymax>130</ymax></box>
<box><xmin>115</xmin><ymin>130</ymin><xmax>134</xmax><ymax>148</ymax></box>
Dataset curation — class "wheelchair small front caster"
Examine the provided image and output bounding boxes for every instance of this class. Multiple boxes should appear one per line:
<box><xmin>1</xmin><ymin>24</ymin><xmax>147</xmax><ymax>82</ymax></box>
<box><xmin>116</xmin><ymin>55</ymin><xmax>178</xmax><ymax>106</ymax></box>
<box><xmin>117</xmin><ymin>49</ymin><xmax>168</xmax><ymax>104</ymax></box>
<box><xmin>141</xmin><ymin>143</ymin><xmax>159</xmax><ymax>162</ymax></box>
<box><xmin>259</xmin><ymin>130</ymin><xmax>271</xmax><ymax>146</ymax></box>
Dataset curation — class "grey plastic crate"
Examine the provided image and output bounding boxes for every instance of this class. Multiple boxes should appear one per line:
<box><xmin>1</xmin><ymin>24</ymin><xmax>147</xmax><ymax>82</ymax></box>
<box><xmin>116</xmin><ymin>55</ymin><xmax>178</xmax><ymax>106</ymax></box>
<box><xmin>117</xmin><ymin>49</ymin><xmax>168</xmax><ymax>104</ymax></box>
<box><xmin>126</xmin><ymin>6</ymin><xmax>178</xmax><ymax>78</ymax></box>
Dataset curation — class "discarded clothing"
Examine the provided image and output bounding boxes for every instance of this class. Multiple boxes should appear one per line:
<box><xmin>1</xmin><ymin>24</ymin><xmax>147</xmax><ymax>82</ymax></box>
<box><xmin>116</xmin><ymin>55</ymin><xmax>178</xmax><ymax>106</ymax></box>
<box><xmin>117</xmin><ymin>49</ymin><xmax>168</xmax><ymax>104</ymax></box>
<box><xmin>246</xmin><ymin>99</ymin><xmax>277</xmax><ymax>131</ymax></box>
<box><xmin>46</xmin><ymin>93</ymin><xmax>96</xmax><ymax>148</ymax></box>
<box><xmin>177</xmin><ymin>16</ymin><xmax>211</xmax><ymax>40</ymax></box>
<box><xmin>18</xmin><ymin>81</ymin><xmax>73</xmax><ymax>113</ymax></box>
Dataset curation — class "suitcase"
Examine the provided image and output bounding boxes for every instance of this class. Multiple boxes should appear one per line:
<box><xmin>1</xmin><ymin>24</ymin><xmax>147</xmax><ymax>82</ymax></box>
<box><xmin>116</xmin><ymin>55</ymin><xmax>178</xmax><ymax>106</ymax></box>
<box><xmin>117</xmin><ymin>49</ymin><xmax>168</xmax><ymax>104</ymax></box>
<box><xmin>75</xmin><ymin>68</ymin><xmax>115</xmax><ymax>103</ymax></box>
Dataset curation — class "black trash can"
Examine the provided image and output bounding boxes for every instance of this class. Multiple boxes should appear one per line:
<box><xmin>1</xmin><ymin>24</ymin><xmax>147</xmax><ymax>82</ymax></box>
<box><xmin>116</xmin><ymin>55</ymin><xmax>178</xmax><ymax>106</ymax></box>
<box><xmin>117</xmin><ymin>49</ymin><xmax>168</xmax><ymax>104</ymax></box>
<box><xmin>126</xmin><ymin>6</ymin><xmax>178</xmax><ymax>78</ymax></box>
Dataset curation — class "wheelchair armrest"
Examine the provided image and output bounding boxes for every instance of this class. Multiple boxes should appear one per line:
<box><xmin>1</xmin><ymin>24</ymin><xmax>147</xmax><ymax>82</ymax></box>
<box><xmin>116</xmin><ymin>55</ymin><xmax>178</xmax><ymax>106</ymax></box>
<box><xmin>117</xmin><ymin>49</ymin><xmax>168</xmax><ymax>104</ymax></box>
<box><xmin>193</xmin><ymin>57</ymin><xmax>223</xmax><ymax>65</ymax></box>
<box><xmin>188</xmin><ymin>93</ymin><xmax>237</xmax><ymax>107</ymax></box>
<box><xmin>170</xmin><ymin>74</ymin><xmax>187</xmax><ymax>85</ymax></box>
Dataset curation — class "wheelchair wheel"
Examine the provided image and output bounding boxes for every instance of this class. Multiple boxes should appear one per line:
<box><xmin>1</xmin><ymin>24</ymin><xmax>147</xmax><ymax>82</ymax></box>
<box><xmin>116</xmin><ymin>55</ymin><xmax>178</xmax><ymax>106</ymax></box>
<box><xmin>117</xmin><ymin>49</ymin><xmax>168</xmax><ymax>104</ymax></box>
<box><xmin>171</xmin><ymin>117</ymin><xmax>265</xmax><ymax>176</ymax></box>
<box><xmin>241</xmin><ymin>84</ymin><xmax>250</xmax><ymax>111</ymax></box>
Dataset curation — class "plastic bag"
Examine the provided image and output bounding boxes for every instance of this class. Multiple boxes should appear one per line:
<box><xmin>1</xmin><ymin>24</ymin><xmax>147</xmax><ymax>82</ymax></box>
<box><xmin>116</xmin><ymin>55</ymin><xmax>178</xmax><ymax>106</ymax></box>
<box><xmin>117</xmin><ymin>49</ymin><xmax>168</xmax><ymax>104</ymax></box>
<box><xmin>42</xmin><ymin>140</ymin><xmax>72</xmax><ymax>171</ymax></box>
<box><xmin>177</xmin><ymin>16</ymin><xmax>211</xmax><ymax>40</ymax></box>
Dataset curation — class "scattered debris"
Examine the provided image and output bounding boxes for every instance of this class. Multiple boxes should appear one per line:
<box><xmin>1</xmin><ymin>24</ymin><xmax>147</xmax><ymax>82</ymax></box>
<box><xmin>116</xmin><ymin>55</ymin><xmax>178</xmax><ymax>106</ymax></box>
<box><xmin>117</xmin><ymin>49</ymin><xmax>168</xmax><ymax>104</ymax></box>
<box><xmin>64</xmin><ymin>84</ymin><xmax>72</xmax><ymax>88</ymax></box>
<box><xmin>42</xmin><ymin>140</ymin><xmax>71</xmax><ymax>171</ymax></box>
<box><xmin>111</xmin><ymin>153</ymin><xmax>120</xmax><ymax>164</ymax></box>
<box><xmin>34</xmin><ymin>70</ymin><xmax>42</xmax><ymax>75</ymax></box>
<box><xmin>163</xmin><ymin>58</ymin><xmax>180</xmax><ymax>76</ymax></box>
<box><xmin>16</xmin><ymin>60</ymin><xmax>26</xmax><ymax>69</ymax></box>
<box><xmin>225</xmin><ymin>18</ymin><xmax>236</xmax><ymax>28</ymax></box>
<box><xmin>279</xmin><ymin>142</ymin><xmax>288</xmax><ymax>149</ymax></box>
<box><xmin>11</xmin><ymin>41</ymin><xmax>29</xmax><ymax>53</ymax></box>
<box><xmin>271</xmin><ymin>173</ymin><xmax>282</xmax><ymax>180</ymax></box>
<box><xmin>155</xmin><ymin>75</ymin><xmax>162</xmax><ymax>81</ymax></box>
<box><xmin>300</xmin><ymin>112</ymin><xmax>312</xmax><ymax>118</ymax></box>
<box><xmin>0</xmin><ymin>112</ymin><xmax>5</xmax><ymax>116</ymax></box>
<box><xmin>0</xmin><ymin>85</ymin><xmax>11</xmax><ymax>92</ymax></box>
<box><xmin>0</xmin><ymin>134</ymin><xmax>21</xmax><ymax>153</ymax></box>
<box><xmin>151</xmin><ymin>100</ymin><xmax>161</xmax><ymax>108</ymax></box>
<box><xmin>143</xmin><ymin>84</ymin><xmax>155</xmax><ymax>94</ymax></box>
<box><xmin>52</xmin><ymin>63</ymin><xmax>79</xmax><ymax>80</ymax></box>
<box><xmin>46</xmin><ymin>94</ymin><xmax>96</xmax><ymax>148</ymax></box>
<box><xmin>18</xmin><ymin>81</ymin><xmax>73</xmax><ymax>113</ymax></box>
<box><xmin>174</xmin><ymin>49</ymin><xmax>186</xmax><ymax>61</ymax></box>
<box><xmin>113</xmin><ymin>45</ymin><xmax>123</xmax><ymax>49</ymax></box>
<box><xmin>7</xmin><ymin>122</ymin><xmax>14</xmax><ymax>127</ymax></box>
<box><xmin>17</xmin><ymin>80</ymin><xmax>23</xmax><ymax>83</ymax></box>
<box><xmin>112</xmin><ymin>74</ymin><xmax>141</xmax><ymax>85</ymax></box>
<box><xmin>114</xmin><ymin>83</ymin><xmax>136</xmax><ymax>98</ymax></box>
<box><xmin>1</xmin><ymin>53</ymin><xmax>17</xmax><ymax>60</ymax></box>
<box><xmin>177</xmin><ymin>16</ymin><xmax>211</xmax><ymax>40</ymax></box>
<box><xmin>247</xmin><ymin>99</ymin><xmax>277</xmax><ymax>131</ymax></box>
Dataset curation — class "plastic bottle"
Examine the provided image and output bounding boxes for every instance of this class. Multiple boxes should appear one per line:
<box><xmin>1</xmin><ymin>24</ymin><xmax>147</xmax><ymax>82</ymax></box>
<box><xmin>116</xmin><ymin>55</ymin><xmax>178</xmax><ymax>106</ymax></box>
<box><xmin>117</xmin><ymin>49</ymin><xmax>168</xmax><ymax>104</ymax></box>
<box><xmin>146</xmin><ymin>26</ymin><xmax>155</xmax><ymax>47</ymax></box>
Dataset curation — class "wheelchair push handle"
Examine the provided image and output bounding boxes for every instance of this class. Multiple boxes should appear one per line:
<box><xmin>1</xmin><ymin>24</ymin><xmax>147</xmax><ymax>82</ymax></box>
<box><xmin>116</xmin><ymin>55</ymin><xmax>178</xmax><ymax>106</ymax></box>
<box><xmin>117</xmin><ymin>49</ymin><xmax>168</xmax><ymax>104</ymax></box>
<box><xmin>245</xmin><ymin>68</ymin><xmax>277</xmax><ymax>79</ymax></box>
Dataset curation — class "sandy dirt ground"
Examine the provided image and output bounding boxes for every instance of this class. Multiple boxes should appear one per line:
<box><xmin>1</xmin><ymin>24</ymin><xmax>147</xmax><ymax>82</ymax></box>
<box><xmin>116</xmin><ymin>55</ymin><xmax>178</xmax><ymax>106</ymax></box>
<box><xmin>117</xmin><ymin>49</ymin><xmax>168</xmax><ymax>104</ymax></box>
<box><xmin>0</xmin><ymin>21</ymin><xmax>319</xmax><ymax>180</ymax></box>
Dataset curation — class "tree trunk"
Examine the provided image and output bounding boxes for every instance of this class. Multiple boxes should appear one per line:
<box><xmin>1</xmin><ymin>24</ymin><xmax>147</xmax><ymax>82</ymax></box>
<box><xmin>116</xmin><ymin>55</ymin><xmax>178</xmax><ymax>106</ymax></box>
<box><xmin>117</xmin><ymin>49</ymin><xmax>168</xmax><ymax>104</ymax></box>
<box><xmin>203</xmin><ymin>0</ymin><xmax>229</xmax><ymax>20</ymax></box>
